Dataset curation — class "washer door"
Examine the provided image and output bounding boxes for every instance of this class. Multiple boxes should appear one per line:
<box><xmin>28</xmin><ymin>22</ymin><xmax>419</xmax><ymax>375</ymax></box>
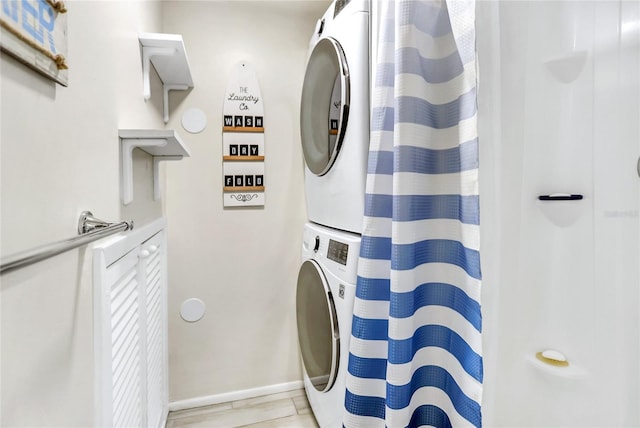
<box><xmin>296</xmin><ymin>259</ymin><xmax>340</xmax><ymax>393</ymax></box>
<box><xmin>300</xmin><ymin>37</ymin><xmax>350</xmax><ymax>176</ymax></box>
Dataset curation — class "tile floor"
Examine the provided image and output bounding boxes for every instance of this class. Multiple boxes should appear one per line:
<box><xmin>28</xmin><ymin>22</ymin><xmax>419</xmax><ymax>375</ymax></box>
<box><xmin>165</xmin><ymin>388</ymin><xmax>319</xmax><ymax>428</ymax></box>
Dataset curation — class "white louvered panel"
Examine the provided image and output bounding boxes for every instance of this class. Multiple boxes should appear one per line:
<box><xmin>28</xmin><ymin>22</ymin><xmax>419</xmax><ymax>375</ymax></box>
<box><xmin>144</xmin><ymin>238</ymin><xmax>165</xmax><ymax>428</ymax></box>
<box><xmin>93</xmin><ymin>219</ymin><xmax>168</xmax><ymax>428</ymax></box>
<box><xmin>109</xmin><ymin>252</ymin><xmax>143</xmax><ymax>428</ymax></box>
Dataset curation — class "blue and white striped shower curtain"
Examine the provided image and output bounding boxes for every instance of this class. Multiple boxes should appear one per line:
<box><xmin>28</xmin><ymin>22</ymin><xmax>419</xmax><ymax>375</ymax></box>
<box><xmin>343</xmin><ymin>1</ymin><xmax>482</xmax><ymax>427</ymax></box>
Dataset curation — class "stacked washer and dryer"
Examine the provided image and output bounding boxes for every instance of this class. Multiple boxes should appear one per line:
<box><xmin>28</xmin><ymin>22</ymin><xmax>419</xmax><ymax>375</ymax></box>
<box><xmin>295</xmin><ymin>1</ymin><xmax>370</xmax><ymax>427</ymax></box>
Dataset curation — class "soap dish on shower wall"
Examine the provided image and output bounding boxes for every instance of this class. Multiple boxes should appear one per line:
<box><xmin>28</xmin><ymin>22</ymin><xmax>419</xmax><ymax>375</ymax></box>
<box><xmin>544</xmin><ymin>51</ymin><xmax>588</xmax><ymax>84</ymax></box>
<box><xmin>526</xmin><ymin>351</ymin><xmax>587</xmax><ymax>380</ymax></box>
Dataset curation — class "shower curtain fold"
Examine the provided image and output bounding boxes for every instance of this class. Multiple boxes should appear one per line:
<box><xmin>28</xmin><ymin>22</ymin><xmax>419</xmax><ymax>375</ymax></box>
<box><xmin>343</xmin><ymin>1</ymin><xmax>482</xmax><ymax>427</ymax></box>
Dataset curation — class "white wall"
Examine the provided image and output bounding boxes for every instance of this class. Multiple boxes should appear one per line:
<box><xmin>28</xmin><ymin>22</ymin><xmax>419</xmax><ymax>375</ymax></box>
<box><xmin>1</xmin><ymin>2</ymin><xmax>165</xmax><ymax>425</ymax></box>
<box><xmin>161</xmin><ymin>1</ymin><xmax>330</xmax><ymax>402</ymax></box>
<box><xmin>1</xmin><ymin>0</ymin><xmax>337</xmax><ymax>420</ymax></box>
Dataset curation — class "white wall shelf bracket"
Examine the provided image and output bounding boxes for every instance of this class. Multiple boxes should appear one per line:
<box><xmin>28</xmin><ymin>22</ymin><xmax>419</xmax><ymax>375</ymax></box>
<box><xmin>139</xmin><ymin>33</ymin><xmax>194</xmax><ymax>123</ymax></box>
<box><xmin>163</xmin><ymin>84</ymin><xmax>189</xmax><ymax>123</ymax></box>
<box><xmin>119</xmin><ymin>129</ymin><xmax>191</xmax><ymax>205</ymax></box>
<box><xmin>121</xmin><ymin>138</ymin><xmax>167</xmax><ymax>205</ymax></box>
<box><xmin>153</xmin><ymin>156</ymin><xmax>183</xmax><ymax>201</ymax></box>
<box><xmin>142</xmin><ymin>46</ymin><xmax>176</xmax><ymax>101</ymax></box>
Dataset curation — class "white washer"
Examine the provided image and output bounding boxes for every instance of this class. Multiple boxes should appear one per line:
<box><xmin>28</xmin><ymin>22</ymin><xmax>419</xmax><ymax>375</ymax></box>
<box><xmin>300</xmin><ymin>0</ymin><xmax>370</xmax><ymax>234</ymax></box>
<box><xmin>296</xmin><ymin>222</ymin><xmax>360</xmax><ymax>427</ymax></box>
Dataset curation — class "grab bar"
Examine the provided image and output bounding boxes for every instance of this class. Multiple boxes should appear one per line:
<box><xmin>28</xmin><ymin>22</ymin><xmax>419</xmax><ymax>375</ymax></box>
<box><xmin>0</xmin><ymin>211</ymin><xmax>134</xmax><ymax>274</ymax></box>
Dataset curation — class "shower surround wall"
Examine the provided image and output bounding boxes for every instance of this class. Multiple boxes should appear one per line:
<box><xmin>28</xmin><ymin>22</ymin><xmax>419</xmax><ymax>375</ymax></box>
<box><xmin>0</xmin><ymin>2</ymin><xmax>166</xmax><ymax>426</ymax></box>
<box><xmin>161</xmin><ymin>2</ymin><xmax>328</xmax><ymax>403</ymax></box>
<box><xmin>478</xmin><ymin>1</ymin><xmax>640</xmax><ymax>426</ymax></box>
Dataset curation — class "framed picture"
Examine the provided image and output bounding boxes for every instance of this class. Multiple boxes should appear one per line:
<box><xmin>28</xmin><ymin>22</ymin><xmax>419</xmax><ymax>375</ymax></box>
<box><xmin>1</xmin><ymin>0</ymin><xmax>69</xmax><ymax>86</ymax></box>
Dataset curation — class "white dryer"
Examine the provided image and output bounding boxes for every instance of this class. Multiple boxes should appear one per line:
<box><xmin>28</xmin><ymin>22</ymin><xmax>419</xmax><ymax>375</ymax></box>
<box><xmin>300</xmin><ymin>0</ymin><xmax>370</xmax><ymax>235</ymax></box>
<box><xmin>296</xmin><ymin>222</ymin><xmax>360</xmax><ymax>428</ymax></box>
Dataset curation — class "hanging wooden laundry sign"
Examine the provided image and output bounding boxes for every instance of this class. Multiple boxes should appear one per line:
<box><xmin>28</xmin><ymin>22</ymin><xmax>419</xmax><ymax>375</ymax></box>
<box><xmin>222</xmin><ymin>62</ymin><xmax>265</xmax><ymax>207</ymax></box>
<box><xmin>0</xmin><ymin>0</ymin><xmax>69</xmax><ymax>86</ymax></box>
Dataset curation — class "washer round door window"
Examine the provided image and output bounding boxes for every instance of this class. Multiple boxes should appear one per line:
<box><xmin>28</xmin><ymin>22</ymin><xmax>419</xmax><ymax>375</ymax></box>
<box><xmin>296</xmin><ymin>260</ymin><xmax>339</xmax><ymax>392</ymax></box>
<box><xmin>300</xmin><ymin>37</ymin><xmax>350</xmax><ymax>176</ymax></box>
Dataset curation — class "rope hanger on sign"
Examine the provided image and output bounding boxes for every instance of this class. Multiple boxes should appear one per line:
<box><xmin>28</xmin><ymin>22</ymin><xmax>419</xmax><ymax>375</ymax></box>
<box><xmin>46</xmin><ymin>0</ymin><xmax>67</xmax><ymax>14</ymax></box>
<box><xmin>0</xmin><ymin>20</ymin><xmax>68</xmax><ymax>70</ymax></box>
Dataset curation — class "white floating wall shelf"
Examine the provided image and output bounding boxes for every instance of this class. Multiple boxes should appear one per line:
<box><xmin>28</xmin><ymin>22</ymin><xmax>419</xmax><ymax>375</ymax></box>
<box><xmin>120</xmin><ymin>129</ymin><xmax>191</xmax><ymax>205</ymax></box>
<box><xmin>139</xmin><ymin>32</ymin><xmax>194</xmax><ymax>123</ymax></box>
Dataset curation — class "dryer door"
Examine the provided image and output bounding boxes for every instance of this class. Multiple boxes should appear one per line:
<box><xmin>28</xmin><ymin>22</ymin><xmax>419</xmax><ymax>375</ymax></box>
<box><xmin>296</xmin><ymin>259</ymin><xmax>340</xmax><ymax>392</ymax></box>
<box><xmin>300</xmin><ymin>37</ymin><xmax>350</xmax><ymax>176</ymax></box>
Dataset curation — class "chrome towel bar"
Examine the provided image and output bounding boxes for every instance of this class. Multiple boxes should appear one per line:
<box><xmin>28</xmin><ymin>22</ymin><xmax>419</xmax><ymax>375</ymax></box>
<box><xmin>1</xmin><ymin>211</ymin><xmax>134</xmax><ymax>274</ymax></box>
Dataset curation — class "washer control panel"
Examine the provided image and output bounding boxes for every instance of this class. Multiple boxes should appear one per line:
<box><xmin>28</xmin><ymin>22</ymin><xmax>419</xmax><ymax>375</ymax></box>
<box><xmin>327</xmin><ymin>239</ymin><xmax>349</xmax><ymax>265</ymax></box>
<box><xmin>302</xmin><ymin>222</ymin><xmax>361</xmax><ymax>283</ymax></box>
<box><xmin>334</xmin><ymin>0</ymin><xmax>351</xmax><ymax>17</ymax></box>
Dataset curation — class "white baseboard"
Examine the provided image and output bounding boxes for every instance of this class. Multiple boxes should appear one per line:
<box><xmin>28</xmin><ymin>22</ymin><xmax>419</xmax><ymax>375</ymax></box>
<box><xmin>168</xmin><ymin>380</ymin><xmax>305</xmax><ymax>412</ymax></box>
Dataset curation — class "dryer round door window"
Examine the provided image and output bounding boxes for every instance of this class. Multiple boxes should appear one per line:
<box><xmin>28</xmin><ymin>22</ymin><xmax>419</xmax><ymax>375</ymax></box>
<box><xmin>296</xmin><ymin>260</ymin><xmax>339</xmax><ymax>393</ymax></box>
<box><xmin>300</xmin><ymin>37</ymin><xmax>350</xmax><ymax>176</ymax></box>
